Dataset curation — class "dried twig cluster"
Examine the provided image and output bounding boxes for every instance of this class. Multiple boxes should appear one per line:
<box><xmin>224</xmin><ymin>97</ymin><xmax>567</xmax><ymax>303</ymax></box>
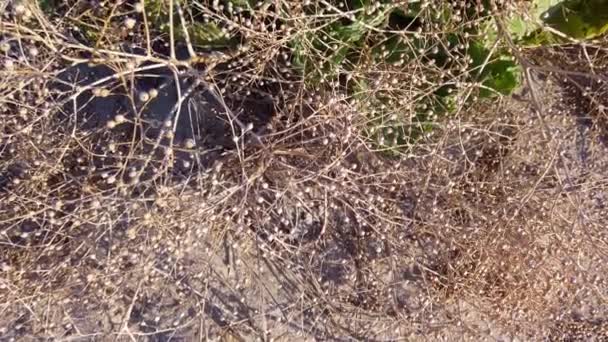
<box><xmin>1</xmin><ymin>0</ymin><xmax>607</xmax><ymax>340</ymax></box>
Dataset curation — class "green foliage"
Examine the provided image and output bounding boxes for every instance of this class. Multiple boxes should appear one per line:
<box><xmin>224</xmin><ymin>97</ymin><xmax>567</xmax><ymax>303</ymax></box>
<box><xmin>290</xmin><ymin>0</ymin><xmax>391</xmax><ymax>83</ymax></box>
<box><xmin>227</xmin><ymin>0</ymin><xmax>256</xmax><ymax>9</ymax></box>
<box><xmin>289</xmin><ymin>1</ymin><xmax>525</xmax><ymax>151</ymax></box>
<box><xmin>503</xmin><ymin>0</ymin><xmax>562</xmax><ymax>41</ymax></box>
<box><xmin>542</xmin><ymin>0</ymin><xmax>608</xmax><ymax>39</ymax></box>
<box><xmin>186</xmin><ymin>22</ymin><xmax>234</xmax><ymax>49</ymax></box>
<box><xmin>38</xmin><ymin>0</ymin><xmax>59</xmax><ymax>13</ymax></box>
<box><xmin>467</xmin><ymin>41</ymin><xmax>521</xmax><ymax>97</ymax></box>
<box><xmin>326</xmin><ymin>0</ymin><xmax>608</xmax><ymax>151</ymax></box>
<box><xmin>145</xmin><ymin>0</ymin><xmax>237</xmax><ymax>49</ymax></box>
<box><xmin>502</xmin><ymin>0</ymin><xmax>608</xmax><ymax>46</ymax></box>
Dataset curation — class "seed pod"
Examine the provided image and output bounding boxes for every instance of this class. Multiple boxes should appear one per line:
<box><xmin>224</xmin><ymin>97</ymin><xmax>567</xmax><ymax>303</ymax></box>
<box><xmin>124</xmin><ymin>18</ymin><xmax>137</xmax><ymax>29</ymax></box>
<box><xmin>184</xmin><ymin>139</ymin><xmax>196</xmax><ymax>149</ymax></box>
<box><xmin>138</xmin><ymin>91</ymin><xmax>150</xmax><ymax>102</ymax></box>
<box><xmin>4</xmin><ymin>59</ymin><xmax>15</xmax><ymax>70</ymax></box>
<box><xmin>14</xmin><ymin>4</ymin><xmax>26</xmax><ymax>15</ymax></box>
<box><xmin>114</xmin><ymin>114</ymin><xmax>126</xmax><ymax>123</ymax></box>
<box><xmin>0</xmin><ymin>42</ymin><xmax>10</xmax><ymax>53</ymax></box>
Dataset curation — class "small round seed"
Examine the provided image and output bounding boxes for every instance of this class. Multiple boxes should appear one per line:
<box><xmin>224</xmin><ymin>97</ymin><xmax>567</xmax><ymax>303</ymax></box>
<box><xmin>138</xmin><ymin>91</ymin><xmax>150</xmax><ymax>102</ymax></box>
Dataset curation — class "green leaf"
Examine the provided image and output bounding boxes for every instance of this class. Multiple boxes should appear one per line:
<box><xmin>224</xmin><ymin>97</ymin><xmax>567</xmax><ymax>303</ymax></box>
<box><xmin>329</xmin><ymin>22</ymin><xmax>367</xmax><ymax>43</ymax></box>
<box><xmin>521</xmin><ymin>0</ymin><xmax>608</xmax><ymax>45</ymax></box>
<box><xmin>187</xmin><ymin>22</ymin><xmax>233</xmax><ymax>48</ymax></box>
<box><xmin>542</xmin><ymin>0</ymin><xmax>608</xmax><ymax>39</ymax></box>
<box><xmin>481</xmin><ymin>0</ymin><xmax>560</xmax><ymax>45</ymax></box>
<box><xmin>508</xmin><ymin>16</ymin><xmax>531</xmax><ymax>39</ymax></box>
<box><xmin>227</xmin><ymin>0</ymin><xmax>256</xmax><ymax>9</ymax></box>
<box><xmin>468</xmin><ymin>41</ymin><xmax>521</xmax><ymax>97</ymax></box>
<box><xmin>482</xmin><ymin>58</ymin><xmax>521</xmax><ymax>96</ymax></box>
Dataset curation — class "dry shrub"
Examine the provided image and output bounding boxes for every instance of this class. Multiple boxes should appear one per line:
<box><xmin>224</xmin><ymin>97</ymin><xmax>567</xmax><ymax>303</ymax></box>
<box><xmin>1</xmin><ymin>0</ymin><xmax>607</xmax><ymax>340</ymax></box>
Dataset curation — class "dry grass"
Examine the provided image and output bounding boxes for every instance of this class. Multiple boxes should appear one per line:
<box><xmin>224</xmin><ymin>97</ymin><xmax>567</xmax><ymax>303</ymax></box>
<box><xmin>1</xmin><ymin>0</ymin><xmax>608</xmax><ymax>340</ymax></box>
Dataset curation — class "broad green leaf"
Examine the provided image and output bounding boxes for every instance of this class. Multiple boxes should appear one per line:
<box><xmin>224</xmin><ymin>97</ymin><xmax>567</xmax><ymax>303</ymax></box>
<box><xmin>542</xmin><ymin>0</ymin><xmax>608</xmax><ymax>39</ymax></box>
<box><xmin>522</xmin><ymin>0</ymin><xmax>608</xmax><ymax>45</ymax></box>
<box><xmin>508</xmin><ymin>16</ymin><xmax>531</xmax><ymax>39</ymax></box>
<box><xmin>482</xmin><ymin>59</ymin><xmax>521</xmax><ymax>96</ymax></box>
<box><xmin>468</xmin><ymin>41</ymin><xmax>521</xmax><ymax>97</ymax></box>
<box><xmin>481</xmin><ymin>0</ymin><xmax>561</xmax><ymax>45</ymax></box>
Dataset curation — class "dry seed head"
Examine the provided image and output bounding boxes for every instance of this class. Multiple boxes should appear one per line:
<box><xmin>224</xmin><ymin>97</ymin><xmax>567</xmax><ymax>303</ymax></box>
<box><xmin>0</xmin><ymin>42</ymin><xmax>10</xmax><ymax>53</ymax></box>
<box><xmin>14</xmin><ymin>4</ymin><xmax>26</xmax><ymax>15</ymax></box>
<box><xmin>4</xmin><ymin>59</ymin><xmax>15</xmax><ymax>70</ymax></box>
<box><xmin>22</xmin><ymin>8</ymin><xmax>32</xmax><ymax>21</ymax></box>
<box><xmin>134</xmin><ymin>2</ymin><xmax>144</xmax><ymax>12</ymax></box>
<box><xmin>139</xmin><ymin>91</ymin><xmax>150</xmax><ymax>102</ymax></box>
<box><xmin>114</xmin><ymin>114</ymin><xmax>126</xmax><ymax>124</ymax></box>
<box><xmin>184</xmin><ymin>139</ymin><xmax>196</xmax><ymax>149</ymax></box>
<box><xmin>124</xmin><ymin>18</ymin><xmax>137</xmax><ymax>30</ymax></box>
